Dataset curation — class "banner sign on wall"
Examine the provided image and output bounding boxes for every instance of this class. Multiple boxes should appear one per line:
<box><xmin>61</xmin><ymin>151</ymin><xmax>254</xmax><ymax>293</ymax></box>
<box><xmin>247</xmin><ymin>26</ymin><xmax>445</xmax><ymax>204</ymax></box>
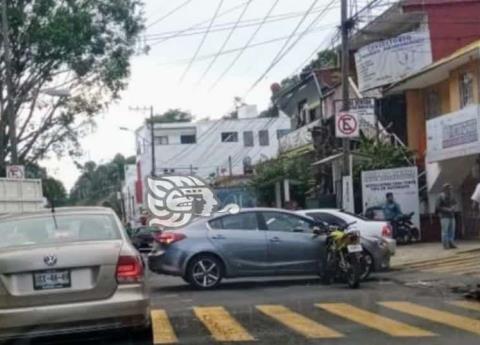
<box><xmin>361</xmin><ymin>166</ymin><xmax>420</xmax><ymax>230</ymax></box>
<box><xmin>342</xmin><ymin>175</ymin><xmax>355</xmax><ymax>213</ymax></box>
<box><xmin>355</xmin><ymin>30</ymin><xmax>432</xmax><ymax>91</ymax></box>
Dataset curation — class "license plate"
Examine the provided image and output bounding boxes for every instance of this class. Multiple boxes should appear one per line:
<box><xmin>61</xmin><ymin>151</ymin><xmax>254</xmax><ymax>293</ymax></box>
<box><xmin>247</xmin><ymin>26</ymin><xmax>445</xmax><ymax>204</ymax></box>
<box><xmin>347</xmin><ymin>244</ymin><xmax>362</xmax><ymax>253</ymax></box>
<box><xmin>33</xmin><ymin>270</ymin><xmax>71</xmax><ymax>290</ymax></box>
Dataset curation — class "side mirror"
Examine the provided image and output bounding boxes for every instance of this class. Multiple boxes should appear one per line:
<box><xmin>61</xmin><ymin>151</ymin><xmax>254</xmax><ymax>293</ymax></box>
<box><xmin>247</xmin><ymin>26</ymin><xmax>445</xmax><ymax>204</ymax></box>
<box><xmin>312</xmin><ymin>226</ymin><xmax>324</xmax><ymax>235</ymax></box>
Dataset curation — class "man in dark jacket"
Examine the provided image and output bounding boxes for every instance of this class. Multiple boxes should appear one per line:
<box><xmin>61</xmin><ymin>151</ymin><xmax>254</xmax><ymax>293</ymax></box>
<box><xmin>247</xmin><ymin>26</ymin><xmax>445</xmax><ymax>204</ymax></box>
<box><xmin>436</xmin><ymin>183</ymin><xmax>457</xmax><ymax>249</ymax></box>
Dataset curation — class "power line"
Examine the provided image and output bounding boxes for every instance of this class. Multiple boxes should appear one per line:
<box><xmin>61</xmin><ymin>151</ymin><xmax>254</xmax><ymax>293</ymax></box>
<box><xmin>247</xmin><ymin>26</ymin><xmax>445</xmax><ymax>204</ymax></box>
<box><xmin>160</xmin><ymin>24</ymin><xmax>332</xmax><ymax>67</ymax></box>
<box><xmin>196</xmin><ymin>0</ymin><xmax>255</xmax><ymax>85</ymax></box>
<box><xmin>180</xmin><ymin>0</ymin><xmax>225</xmax><ymax>82</ymax></box>
<box><xmin>149</xmin><ymin>0</ymin><xmax>251</xmax><ymax>48</ymax></box>
<box><xmin>145</xmin><ymin>5</ymin><xmax>341</xmax><ymax>40</ymax></box>
<box><xmin>147</xmin><ymin>0</ymin><xmax>195</xmax><ymax>29</ymax></box>
<box><xmin>246</xmin><ymin>0</ymin><xmax>336</xmax><ymax>95</ymax></box>
<box><xmin>209</xmin><ymin>0</ymin><xmax>283</xmax><ymax>91</ymax></box>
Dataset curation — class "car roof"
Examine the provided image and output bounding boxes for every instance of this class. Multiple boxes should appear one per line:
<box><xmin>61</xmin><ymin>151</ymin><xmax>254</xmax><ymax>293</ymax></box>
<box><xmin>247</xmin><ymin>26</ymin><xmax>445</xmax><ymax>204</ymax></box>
<box><xmin>298</xmin><ymin>209</ymin><xmax>340</xmax><ymax>214</ymax></box>
<box><xmin>0</xmin><ymin>207</ymin><xmax>116</xmax><ymax>221</ymax></box>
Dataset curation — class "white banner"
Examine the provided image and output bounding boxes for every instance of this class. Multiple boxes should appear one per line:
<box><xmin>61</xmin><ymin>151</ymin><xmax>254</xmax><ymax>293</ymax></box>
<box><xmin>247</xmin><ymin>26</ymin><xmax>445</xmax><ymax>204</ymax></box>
<box><xmin>426</xmin><ymin>104</ymin><xmax>480</xmax><ymax>162</ymax></box>
<box><xmin>6</xmin><ymin>165</ymin><xmax>25</xmax><ymax>179</ymax></box>
<box><xmin>355</xmin><ymin>30</ymin><xmax>432</xmax><ymax>91</ymax></box>
<box><xmin>362</xmin><ymin>166</ymin><xmax>420</xmax><ymax>229</ymax></box>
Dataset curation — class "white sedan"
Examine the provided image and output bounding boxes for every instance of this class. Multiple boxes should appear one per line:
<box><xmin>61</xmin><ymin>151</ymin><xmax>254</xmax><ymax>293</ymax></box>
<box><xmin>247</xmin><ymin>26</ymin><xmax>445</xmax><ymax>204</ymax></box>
<box><xmin>296</xmin><ymin>209</ymin><xmax>396</xmax><ymax>255</ymax></box>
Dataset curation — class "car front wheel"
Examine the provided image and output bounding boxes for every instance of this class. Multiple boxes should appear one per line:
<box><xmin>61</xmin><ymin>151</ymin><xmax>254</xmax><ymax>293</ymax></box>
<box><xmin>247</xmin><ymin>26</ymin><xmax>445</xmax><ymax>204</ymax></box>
<box><xmin>186</xmin><ymin>255</ymin><xmax>223</xmax><ymax>289</ymax></box>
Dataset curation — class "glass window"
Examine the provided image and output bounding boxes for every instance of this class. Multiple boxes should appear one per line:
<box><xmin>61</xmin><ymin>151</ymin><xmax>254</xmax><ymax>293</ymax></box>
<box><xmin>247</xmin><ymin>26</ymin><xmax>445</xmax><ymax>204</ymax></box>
<box><xmin>459</xmin><ymin>72</ymin><xmax>474</xmax><ymax>108</ymax></box>
<box><xmin>221</xmin><ymin>132</ymin><xmax>238</xmax><ymax>142</ymax></box>
<box><xmin>307</xmin><ymin>212</ymin><xmax>347</xmax><ymax>228</ymax></box>
<box><xmin>209</xmin><ymin>213</ymin><xmax>258</xmax><ymax>230</ymax></box>
<box><xmin>243</xmin><ymin>131</ymin><xmax>254</xmax><ymax>147</ymax></box>
<box><xmin>0</xmin><ymin>214</ymin><xmax>120</xmax><ymax>249</ymax></box>
<box><xmin>276</xmin><ymin>129</ymin><xmax>291</xmax><ymax>139</ymax></box>
<box><xmin>259</xmin><ymin>130</ymin><xmax>269</xmax><ymax>146</ymax></box>
<box><xmin>180</xmin><ymin>134</ymin><xmax>196</xmax><ymax>144</ymax></box>
<box><xmin>424</xmin><ymin>89</ymin><xmax>441</xmax><ymax>119</ymax></box>
<box><xmin>262</xmin><ymin>212</ymin><xmax>312</xmax><ymax>232</ymax></box>
<box><xmin>154</xmin><ymin>136</ymin><xmax>169</xmax><ymax>145</ymax></box>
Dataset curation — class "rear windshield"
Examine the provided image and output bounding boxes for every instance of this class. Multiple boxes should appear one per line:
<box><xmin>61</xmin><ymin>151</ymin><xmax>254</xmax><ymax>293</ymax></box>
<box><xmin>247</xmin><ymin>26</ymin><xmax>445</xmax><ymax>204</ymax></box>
<box><xmin>0</xmin><ymin>214</ymin><xmax>121</xmax><ymax>249</ymax></box>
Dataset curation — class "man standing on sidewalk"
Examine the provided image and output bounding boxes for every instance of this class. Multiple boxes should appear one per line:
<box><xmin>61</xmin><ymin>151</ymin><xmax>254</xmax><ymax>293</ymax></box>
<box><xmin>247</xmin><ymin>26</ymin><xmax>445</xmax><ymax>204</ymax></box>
<box><xmin>436</xmin><ymin>183</ymin><xmax>458</xmax><ymax>249</ymax></box>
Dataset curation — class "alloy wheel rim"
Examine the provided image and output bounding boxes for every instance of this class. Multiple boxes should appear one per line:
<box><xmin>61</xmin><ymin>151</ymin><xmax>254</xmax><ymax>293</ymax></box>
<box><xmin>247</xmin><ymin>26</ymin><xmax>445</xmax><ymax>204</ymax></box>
<box><xmin>192</xmin><ymin>259</ymin><xmax>220</xmax><ymax>287</ymax></box>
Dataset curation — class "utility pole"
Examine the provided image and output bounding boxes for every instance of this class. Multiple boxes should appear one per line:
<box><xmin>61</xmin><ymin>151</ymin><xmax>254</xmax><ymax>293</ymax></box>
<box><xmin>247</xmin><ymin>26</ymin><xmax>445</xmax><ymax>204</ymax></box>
<box><xmin>341</xmin><ymin>0</ymin><xmax>350</xmax><ymax>176</ymax></box>
<box><xmin>228</xmin><ymin>156</ymin><xmax>233</xmax><ymax>177</ymax></box>
<box><xmin>130</xmin><ymin>106</ymin><xmax>156</xmax><ymax>177</ymax></box>
<box><xmin>2</xmin><ymin>0</ymin><xmax>17</xmax><ymax>164</ymax></box>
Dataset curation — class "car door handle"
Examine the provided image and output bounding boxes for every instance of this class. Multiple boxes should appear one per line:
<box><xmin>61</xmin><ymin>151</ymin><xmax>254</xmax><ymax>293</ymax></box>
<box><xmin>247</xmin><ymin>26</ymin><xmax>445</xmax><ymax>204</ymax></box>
<box><xmin>270</xmin><ymin>237</ymin><xmax>281</xmax><ymax>243</ymax></box>
<box><xmin>211</xmin><ymin>235</ymin><xmax>226</xmax><ymax>240</ymax></box>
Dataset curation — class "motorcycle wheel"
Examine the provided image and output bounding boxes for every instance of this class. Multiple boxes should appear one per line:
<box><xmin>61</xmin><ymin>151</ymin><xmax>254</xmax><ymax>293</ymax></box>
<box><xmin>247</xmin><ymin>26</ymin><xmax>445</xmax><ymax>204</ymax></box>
<box><xmin>346</xmin><ymin>255</ymin><xmax>361</xmax><ymax>289</ymax></box>
<box><xmin>321</xmin><ymin>251</ymin><xmax>335</xmax><ymax>285</ymax></box>
<box><xmin>359</xmin><ymin>251</ymin><xmax>374</xmax><ymax>281</ymax></box>
<box><xmin>410</xmin><ymin>228</ymin><xmax>420</xmax><ymax>242</ymax></box>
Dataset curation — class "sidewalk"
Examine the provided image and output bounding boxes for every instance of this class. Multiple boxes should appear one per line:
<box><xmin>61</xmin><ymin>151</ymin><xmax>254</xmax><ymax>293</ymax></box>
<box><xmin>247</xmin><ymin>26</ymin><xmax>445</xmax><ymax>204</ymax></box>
<box><xmin>391</xmin><ymin>240</ymin><xmax>480</xmax><ymax>268</ymax></box>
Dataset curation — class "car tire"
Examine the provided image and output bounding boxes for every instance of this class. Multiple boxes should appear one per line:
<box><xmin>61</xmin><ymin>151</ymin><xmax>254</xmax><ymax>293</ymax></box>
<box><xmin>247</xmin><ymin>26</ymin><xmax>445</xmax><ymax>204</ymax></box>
<box><xmin>186</xmin><ymin>254</ymin><xmax>224</xmax><ymax>290</ymax></box>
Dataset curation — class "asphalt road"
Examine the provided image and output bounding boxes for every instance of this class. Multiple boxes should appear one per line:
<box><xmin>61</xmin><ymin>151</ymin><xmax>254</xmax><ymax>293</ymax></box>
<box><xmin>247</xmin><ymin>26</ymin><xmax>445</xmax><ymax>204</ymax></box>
<box><xmin>7</xmin><ymin>271</ymin><xmax>480</xmax><ymax>345</ymax></box>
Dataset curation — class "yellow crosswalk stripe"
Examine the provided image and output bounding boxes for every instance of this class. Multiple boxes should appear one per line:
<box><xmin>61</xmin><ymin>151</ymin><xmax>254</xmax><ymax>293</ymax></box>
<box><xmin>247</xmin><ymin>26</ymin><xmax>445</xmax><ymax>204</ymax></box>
<box><xmin>256</xmin><ymin>305</ymin><xmax>343</xmax><ymax>339</ymax></box>
<box><xmin>380</xmin><ymin>302</ymin><xmax>480</xmax><ymax>335</ymax></box>
<box><xmin>449</xmin><ymin>300</ymin><xmax>480</xmax><ymax>312</ymax></box>
<box><xmin>193</xmin><ymin>306</ymin><xmax>255</xmax><ymax>342</ymax></box>
<box><xmin>402</xmin><ymin>253</ymin><xmax>480</xmax><ymax>269</ymax></box>
<box><xmin>424</xmin><ymin>260</ymin><xmax>479</xmax><ymax>272</ymax></box>
<box><xmin>316</xmin><ymin>303</ymin><xmax>434</xmax><ymax>337</ymax></box>
<box><xmin>151</xmin><ymin>310</ymin><xmax>178</xmax><ymax>344</ymax></box>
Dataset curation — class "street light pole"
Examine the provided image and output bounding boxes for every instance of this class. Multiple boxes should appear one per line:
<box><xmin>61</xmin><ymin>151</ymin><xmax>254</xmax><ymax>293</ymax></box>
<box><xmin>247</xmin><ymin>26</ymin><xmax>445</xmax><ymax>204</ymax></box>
<box><xmin>2</xmin><ymin>0</ymin><xmax>17</xmax><ymax>164</ymax></box>
<box><xmin>150</xmin><ymin>106</ymin><xmax>155</xmax><ymax>177</ymax></box>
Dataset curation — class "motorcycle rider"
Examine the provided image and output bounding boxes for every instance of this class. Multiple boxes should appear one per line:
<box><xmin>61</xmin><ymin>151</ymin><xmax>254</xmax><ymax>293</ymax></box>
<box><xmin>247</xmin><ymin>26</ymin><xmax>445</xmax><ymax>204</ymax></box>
<box><xmin>383</xmin><ymin>192</ymin><xmax>402</xmax><ymax>237</ymax></box>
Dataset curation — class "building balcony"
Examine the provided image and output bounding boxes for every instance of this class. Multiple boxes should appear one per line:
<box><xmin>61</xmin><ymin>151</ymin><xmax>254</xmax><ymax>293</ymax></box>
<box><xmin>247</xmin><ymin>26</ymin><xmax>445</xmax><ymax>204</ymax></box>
<box><xmin>278</xmin><ymin>119</ymin><xmax>321</xmax><ymax>155</ymax></box>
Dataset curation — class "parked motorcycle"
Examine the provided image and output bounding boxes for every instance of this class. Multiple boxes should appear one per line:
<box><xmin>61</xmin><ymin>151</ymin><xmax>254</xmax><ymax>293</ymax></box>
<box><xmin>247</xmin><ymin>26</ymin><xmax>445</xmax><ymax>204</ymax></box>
<box><xmin>315</xmin><ymin>221</ymin><xmax>362</xmax><ymax>289</ymax></box>
<box><xmin>391</xmin><ymin>212</ymin><xmax>420</xmax><ymax>244</ymax></box>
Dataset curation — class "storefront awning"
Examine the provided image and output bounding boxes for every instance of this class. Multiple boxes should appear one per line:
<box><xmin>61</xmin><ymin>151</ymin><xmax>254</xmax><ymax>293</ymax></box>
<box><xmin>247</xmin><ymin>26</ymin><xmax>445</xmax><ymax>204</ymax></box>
<box><xmin>312</xmin><ymin>153</ymin><xmax>344</xmax><ymax>167</ymax></box>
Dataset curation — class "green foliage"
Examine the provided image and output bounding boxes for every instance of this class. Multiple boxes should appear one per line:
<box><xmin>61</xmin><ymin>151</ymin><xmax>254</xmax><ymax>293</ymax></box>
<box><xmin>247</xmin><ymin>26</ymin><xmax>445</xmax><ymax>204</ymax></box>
<box><xmin>353</xmin><ymin>136</ymin><xmax>414</xmax><ymax>181</ymax></box>
<box><xmin>43</xmin><ymin>177</ymin><xmax>68</xmax><ymax>207</ymax></box>
<box><xmin>149</xmin><ymin>109</ymin><xmax>193</xmax><ymax>124</ymax></box>
<box><xmin>302</xmin><ymin>49</ymin><xmax>338</xmax><ymax>73</ymax></box>
<box><xmin>0</xmin><ymin>0</ymin><xmax>144</xmax><ymax>170</ymax></box>
<box><xmin>249</xmin><ymin>156</ymin><xmax>314</xmax><ymax>206</ymax></box>
<box><xmin>69</xmin><ymin>153</ymin><xmax>133</xmax><ymax>214</ymax></box>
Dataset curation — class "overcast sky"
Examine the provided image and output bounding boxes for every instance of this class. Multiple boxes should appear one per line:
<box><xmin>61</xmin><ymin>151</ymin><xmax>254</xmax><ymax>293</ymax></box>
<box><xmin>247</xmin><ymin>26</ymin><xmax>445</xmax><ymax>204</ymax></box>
<box><xmin>41</xmin><ymin>0</ymin><xmax>357</xmax><ymax>190</ymax></box>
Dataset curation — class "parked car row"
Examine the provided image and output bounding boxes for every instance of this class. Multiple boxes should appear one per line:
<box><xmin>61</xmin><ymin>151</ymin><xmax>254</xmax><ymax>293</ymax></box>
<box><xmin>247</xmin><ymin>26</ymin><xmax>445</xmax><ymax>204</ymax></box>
<box><xmin>0</xmin><ymin>206</ymin><xmax>396</xmax><ymax>340</ymax></box>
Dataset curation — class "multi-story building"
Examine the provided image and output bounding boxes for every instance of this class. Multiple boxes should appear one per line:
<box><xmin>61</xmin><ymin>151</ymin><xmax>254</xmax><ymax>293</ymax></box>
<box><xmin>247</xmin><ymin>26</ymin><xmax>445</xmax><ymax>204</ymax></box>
<box><xmin>133</xmin><ymin>109</ymin><xmax>291</xmax><ymax>207</ymax></box>
<box><xmin>386</xmin><ymin>40</ymin><xmax>480</xmax><ymax>239</ymax></box>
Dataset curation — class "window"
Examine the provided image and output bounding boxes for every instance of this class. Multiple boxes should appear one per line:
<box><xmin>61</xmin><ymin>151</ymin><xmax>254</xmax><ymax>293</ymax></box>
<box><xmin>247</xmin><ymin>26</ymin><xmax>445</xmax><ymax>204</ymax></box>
<box><xmin>262</xmin><ymin>212</ymin><xmax>312</xmax><ymax>232</ymax></box>
<box><xmin>180</xmin><ymin>134</ymin><xmax>196</xmax><ymax>144</ymax></box>
<box><xmin>307</xmin><ymin>212</ymin><xmax>347</xmax><ymax>228</ymax></box>
<box><xmin>221</xmin><ymin>132</ymin><xmax>238</xmax><ymax>142</ymax></box>
<box><xmin>243</xmin><ymin>131</ymin><xmax>254</xmax><ymax>147</ymax></box>
<box><xmin>209</xmin><ymin>213</ymin><xmax>258</xmax><ymax>230</ymax></box>
<box><xmin>259</xmin><ymin>130</ymin><xmax>269</xmax><ymax>146</ymax></box>
<box><xmin>276</xmin><ymin>129</ymin><xmax>291</xmax><ymax>139</ymax></box>
<box><xmin>154</xmin><ymin>136</ymin><xmax>168</xmax><ymax>145</ymax></box>
<box><xmin>243</xmin><ymin>156</ymin><xmax>253</xmax><ymax>175</ymax></box>
<box><xmin>309</xmin><ymin>108</ymin><xmax>316</xmax><ymax>123</ymax></box>
<box><xmin>459</xmin><ymin>72</ymin><xmax>474</xmax><ymax>108</ymax></box>
<box><xmin>425</xmin><ymin>89</ymin><xmax>441</xmax><ymax>119</ymax></box>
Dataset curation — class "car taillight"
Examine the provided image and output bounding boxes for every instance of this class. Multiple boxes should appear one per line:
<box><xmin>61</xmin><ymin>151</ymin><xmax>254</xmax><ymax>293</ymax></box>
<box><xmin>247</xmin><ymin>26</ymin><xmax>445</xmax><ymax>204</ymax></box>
<box><xmin>382</xmin><ymin>224</ymin><xmax>393</xmax><ymax>238</ymax></box>
<box><xmin>116</xmin><ymin>255</ymin><xmax>144</xmax><ymax>284</ymax></box>
<box><xmin>155</xmin><ymin>232</ymin><xmax>186</xmax><ymax>245</ymax></box>
<box><xmin>152</xmin><ymin>231</ymin><xmax>163</xmax><ymax>243</ymax></box>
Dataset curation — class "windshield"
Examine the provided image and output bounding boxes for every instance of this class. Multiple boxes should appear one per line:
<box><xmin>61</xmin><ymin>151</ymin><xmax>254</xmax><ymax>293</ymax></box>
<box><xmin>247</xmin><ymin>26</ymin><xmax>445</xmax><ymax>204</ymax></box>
<box><xmin>0</xmin><ymin>214</ymin><xmax>120</xmax><ymax>249</ymax></box>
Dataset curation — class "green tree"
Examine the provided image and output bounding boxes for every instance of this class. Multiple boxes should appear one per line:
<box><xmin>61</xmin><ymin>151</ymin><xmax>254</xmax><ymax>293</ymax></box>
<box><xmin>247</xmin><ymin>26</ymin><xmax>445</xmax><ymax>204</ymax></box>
<box><xmin>43</xmin><ymin>177</ymin><xmax>68</xmax><ymax>207</ymax></box>
<box><xmin>0</xmin><ymin>0</ymin><xmax>144</xmax><ymax>175</ymax></box>
<box><xmin>149</xmin><ymin>109</ymin><xmax>193</xmax><ymax>124</ymax></box>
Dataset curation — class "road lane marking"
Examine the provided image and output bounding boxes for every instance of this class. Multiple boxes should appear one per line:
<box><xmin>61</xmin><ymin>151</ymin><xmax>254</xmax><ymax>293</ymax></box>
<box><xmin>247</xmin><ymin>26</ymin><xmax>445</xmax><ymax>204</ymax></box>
<box><xmin>316</xmin><ymin>303</ymin><xmax>434</xmax><ymax>337</ymax></box>
<box><xmin>151</xmin><ymin>310</ymin><xmax>178</xmax><ymax>344</ymax></box>
<box><xmin>193</xmin><ymin>306</ymin><xmax>255</xmax><ymax>342</ymax></box>
<box><xmin>401</xmin><ymin>253</ymin><xmax>480</xmax><ymax>269</ymax></box>
<box><xmin>449</xmin><ymin>300</ymin><xmax>480</xmax><ymax>312</ymax></box>
<box><xmin>380</xmin><ymin>302</ymin><xmax>480</xmax><ymax>335</ymax></box>
<box><xmin>256</xmin><ymin>305</ymin><xmax>343</xmax><ymax>339</ymax></box>
<box><xmin>424</xmin><ymin>260</ymin><xmax>479</xmax><ymax>272</ymax></box>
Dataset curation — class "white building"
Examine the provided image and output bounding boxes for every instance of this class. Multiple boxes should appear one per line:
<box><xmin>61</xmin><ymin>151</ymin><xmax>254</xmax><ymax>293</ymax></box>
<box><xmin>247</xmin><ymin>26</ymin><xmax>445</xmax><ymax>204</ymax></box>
<box><xmin>122</xmin><ymin>164</ymin><xmax>138</xmax><ymax>225</ymax></box>
<box><xmin>134</xmin><ymin>112</ymin><xmax>291</xmax><ymax>203</ymax></box>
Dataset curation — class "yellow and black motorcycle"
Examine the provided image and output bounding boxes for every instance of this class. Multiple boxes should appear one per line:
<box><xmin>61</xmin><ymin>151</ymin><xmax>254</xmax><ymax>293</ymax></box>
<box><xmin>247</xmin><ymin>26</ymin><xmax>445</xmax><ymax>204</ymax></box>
<box><xmin>316</xmin><ymin>221</ymin><xmax>362</xmax><ymax>289</ymax></box>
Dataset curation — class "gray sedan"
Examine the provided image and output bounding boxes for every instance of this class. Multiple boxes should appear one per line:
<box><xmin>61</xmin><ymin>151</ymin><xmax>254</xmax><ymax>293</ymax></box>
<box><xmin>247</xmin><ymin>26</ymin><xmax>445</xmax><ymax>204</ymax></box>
<box><xmin>0</xmin><ymin>207</ymin><xmax>150</xmax><ymax>340</ymax></box>
<box><xmin>148</xmin><ymin>208</ymin><xmax>329</xmax><ymax>289</ymax></box>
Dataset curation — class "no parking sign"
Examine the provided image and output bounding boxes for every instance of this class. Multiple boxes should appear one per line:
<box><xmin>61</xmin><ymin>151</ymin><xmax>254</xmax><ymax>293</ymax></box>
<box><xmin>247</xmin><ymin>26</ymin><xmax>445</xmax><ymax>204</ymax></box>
<box><xmin>336</xmin><ymin>112</ymin><xmax>359</xmax><ymax>138</ymax></box>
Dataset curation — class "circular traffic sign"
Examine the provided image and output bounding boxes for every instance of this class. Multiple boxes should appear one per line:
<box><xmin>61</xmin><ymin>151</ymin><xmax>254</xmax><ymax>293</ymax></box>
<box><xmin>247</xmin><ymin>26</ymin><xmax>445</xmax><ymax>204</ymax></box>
<box><xmin>337</xmin><ymin>112</ymin><xmax>358</xmax><ymax>136</ymax></box>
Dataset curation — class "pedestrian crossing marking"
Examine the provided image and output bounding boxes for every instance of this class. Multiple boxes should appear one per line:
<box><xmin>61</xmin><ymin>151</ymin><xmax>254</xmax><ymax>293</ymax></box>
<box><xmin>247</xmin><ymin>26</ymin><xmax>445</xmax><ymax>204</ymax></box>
<box><xmin>423</xmin><ymin>260</ymin><xmax>479</xmax><ymax>273</ymax></box>
<box><xmin>449</xmin><ymin>300</ymin><xmax>480</xmax><ymax>312</ymax></box>
<box><xmin>401</xmin><ymin>252</ymin><xmax>480</xmax><ymax>269</ymax></box>
<box><xmin>151</xmin><ymin>310</ymin><xmax>178</xmax><ymax>344</ymax></box>
<box><xmin>193</xmin><ymin>306</ymin><xmax>255</xmax><ymax>342</ymax></box>
<box><xmin>380</xmin><ymin>302</ymin><xmax>480</xmax><ymax>335</ymax></box>
<box><xmin>316</xmin><ymin>303</ymin><xmax>435</xmax><ymax>337</ymax></box>
<box><xmin>256</xmin><ymin>305</ymin><xmax>343</xmax><ymax>339</ymax></box>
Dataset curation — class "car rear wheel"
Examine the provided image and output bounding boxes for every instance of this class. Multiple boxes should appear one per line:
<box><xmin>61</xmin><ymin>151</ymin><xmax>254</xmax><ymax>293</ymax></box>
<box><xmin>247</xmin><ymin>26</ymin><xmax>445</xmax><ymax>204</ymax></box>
<box><xmin>187</xmin><ymin>255</ymin><xmax>223</xmax><ymax>289</ymax></box>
